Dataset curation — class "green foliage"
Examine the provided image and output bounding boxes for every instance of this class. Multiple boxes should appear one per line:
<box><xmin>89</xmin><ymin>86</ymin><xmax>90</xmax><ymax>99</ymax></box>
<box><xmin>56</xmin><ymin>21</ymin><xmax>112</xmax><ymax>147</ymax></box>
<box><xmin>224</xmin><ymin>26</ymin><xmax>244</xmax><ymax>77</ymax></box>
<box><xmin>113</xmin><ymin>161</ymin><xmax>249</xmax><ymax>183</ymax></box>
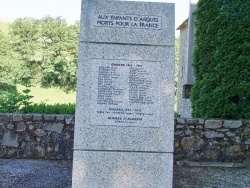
<box><xmin>0</xmin><ymin>17</ymin><xmax>78</xmax><ymax>114</ymax></box>
<box><xmin>191</xmin><ymin>0</ymin><xmax>250</xmax><ymax>119</ymax></box>
<box><xmin>6</xmin><ymin>17</ymin><xmax>79</xmax><ymax>89</ymax></box>
<box><xmin>0</xmin><ymin>83</ymin><xmax>75</xmax><ymax>114</ymax></box>
<box><xmin>22</xmin><ymin>103</ymin><xmax>75</xmax><ymax>114</ymax></box>
<box><xmin>20</xmin><ymin>82</ymin><xmax>34</xmax><ymax>112</ymax></box>
<box><xmin>0</xmin><ymin>83</ymin><xmax>33</xmax><ymax>113</ymax></box>
<box><xmin>0</xmin><ymin>29</ymin><xmax>25</xmax><ymax>86</ymax></box>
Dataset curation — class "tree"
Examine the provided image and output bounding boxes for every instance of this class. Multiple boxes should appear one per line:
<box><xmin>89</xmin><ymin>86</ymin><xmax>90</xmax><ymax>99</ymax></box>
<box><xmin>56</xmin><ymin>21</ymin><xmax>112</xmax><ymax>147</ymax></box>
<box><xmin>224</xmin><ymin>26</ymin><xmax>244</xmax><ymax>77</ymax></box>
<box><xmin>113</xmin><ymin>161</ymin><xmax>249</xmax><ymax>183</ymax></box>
<box><xmin>191</xmin><ymin>0</ymin><xmax>250</xmax><ymax>119</ymax></box>
<box><xmin>0</xmin><ymin>29</ymin><xmax>25</xmax><ymax>86</ymax></box>
<box><xmin>9</xmin><ymin>18</ymin><xmax>42</xmax><ymax>83</ymax></box>
<box><xmin>39</xmin><ymin>17</ymin><xmax>79</xmax><ymax>89</ymax></box>
<box><xmin>9</xmin><ymin>17</ymin><xmax>80</xmax><ymax>89</ymax></box>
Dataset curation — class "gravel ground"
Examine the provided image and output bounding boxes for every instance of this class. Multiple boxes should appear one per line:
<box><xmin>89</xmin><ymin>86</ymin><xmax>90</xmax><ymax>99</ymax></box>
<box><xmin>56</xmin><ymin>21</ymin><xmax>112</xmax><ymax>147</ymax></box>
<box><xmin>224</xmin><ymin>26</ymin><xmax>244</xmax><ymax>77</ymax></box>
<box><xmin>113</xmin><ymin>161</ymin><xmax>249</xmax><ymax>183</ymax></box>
<box><xmin>0</xmin><ymin>159</ymin><xmax>250</xmax><ymax>188</ymax></box>
<box><xmin>173</xmin><ymin>166</ymin><xmax>250</xmax><ymax>188</ymax></box>
<box><xmin>0</xmin><ymin>159</ymin><xmax>72</xmax><ymax>188</ymax></box>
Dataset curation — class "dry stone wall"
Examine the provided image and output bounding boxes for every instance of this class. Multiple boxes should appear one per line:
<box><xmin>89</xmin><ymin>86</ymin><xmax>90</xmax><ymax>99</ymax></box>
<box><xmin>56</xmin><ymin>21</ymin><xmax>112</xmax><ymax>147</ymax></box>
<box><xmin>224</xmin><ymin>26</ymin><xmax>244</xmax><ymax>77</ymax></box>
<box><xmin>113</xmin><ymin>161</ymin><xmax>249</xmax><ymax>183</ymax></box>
<box><xmin>0</xmin><ymin>113</ymin><xmax>249</xmax><ymax>162</ymax></box>
<box><xmin>174</xmin><ymin>118</ymin><xmax>250</xmax><ymax>162</ymax></box>
<box><xmin>0</xmin><ymin>113</ymin><xmax>74</xmax><ymax>159</ymax></box>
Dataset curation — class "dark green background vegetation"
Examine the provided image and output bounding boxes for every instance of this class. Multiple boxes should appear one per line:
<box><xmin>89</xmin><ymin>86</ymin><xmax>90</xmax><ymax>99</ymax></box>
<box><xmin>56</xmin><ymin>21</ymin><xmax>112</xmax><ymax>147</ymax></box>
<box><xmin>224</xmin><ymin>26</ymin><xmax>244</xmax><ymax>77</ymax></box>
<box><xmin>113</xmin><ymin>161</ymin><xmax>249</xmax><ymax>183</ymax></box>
<box><xmin>0</xmin><ymin>17</ymin><xmax>79</xmax><ymax>89</ymax></box>
<box><xmin>0</xmin><ymin>17</ymin><xmax>79</xmax><ymax>114</ymax></box>
<box><xmin>191</xmin><ymin>0</ymin><xmax>250</xmax><ymax>119</ymax></box>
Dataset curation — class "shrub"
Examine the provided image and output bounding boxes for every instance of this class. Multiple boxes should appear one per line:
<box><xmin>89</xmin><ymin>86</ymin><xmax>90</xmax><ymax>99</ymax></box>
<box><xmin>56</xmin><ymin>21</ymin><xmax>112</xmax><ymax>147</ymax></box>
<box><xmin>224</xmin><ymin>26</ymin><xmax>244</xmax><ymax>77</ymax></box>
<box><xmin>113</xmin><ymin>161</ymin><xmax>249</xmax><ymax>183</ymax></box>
<box><xmin>0</xmin><ymin>83</ymin><xmax>33</xmax><ymax>113</ymax></box>
<box><xmin>22</xmin><ymin>103</ymin><xmax>75</xmax><ymax>114</ymax></box>
<box><xmin>0</xmin><ymin>83</ymin><xmax>75</xmax><ymax>114</ymax></box>
<box><xmin>191</xmin><ymin>0</ymin><xmax>250</xmax><ymax>119</ymax></box>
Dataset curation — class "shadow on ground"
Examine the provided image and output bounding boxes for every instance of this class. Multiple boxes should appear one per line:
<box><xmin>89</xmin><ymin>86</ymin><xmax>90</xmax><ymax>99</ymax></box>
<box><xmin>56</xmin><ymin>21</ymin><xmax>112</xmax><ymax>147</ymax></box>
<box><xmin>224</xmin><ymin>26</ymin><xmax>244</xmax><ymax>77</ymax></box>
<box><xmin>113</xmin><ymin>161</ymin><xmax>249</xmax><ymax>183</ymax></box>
<box><xmin>0</xmin><ymin>159</ymin><xmax>250</xmax><ymax>188</ymax></box>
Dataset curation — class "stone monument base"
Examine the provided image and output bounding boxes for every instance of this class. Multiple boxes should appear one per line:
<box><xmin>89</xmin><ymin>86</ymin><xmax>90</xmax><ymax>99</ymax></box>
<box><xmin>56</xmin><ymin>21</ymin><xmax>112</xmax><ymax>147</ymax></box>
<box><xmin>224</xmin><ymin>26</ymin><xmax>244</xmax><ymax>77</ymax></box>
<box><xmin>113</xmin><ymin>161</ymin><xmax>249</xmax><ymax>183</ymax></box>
<box><xmin>72</xmin><ymin>151</ymin><xmax>173</xmax><ymax>188</ymax></box>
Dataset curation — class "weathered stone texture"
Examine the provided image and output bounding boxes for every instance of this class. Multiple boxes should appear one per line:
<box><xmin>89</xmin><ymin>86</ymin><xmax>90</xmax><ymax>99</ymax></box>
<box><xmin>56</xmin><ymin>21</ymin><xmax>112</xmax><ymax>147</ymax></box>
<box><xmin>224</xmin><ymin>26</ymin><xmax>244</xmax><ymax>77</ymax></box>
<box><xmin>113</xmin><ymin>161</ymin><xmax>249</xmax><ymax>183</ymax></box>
<box><xmin>0</xmin><ymin>114</ymin><xmax>74</xmax><ymax>159</ymax></box>
<box><xmin>223</xmin><ymin>120</ymin><xmax>242</xmax><ymax>129</ymax></box>
<box><xmin>175</xmin><ymin>118</ymin><xmax>250</xmax><ymax>162</ymax></box>
<box><xmin>181</xmin><ymin>136</ymin><xmax>204</xmax><ymax>150</ymax></box>
<box><xmin>205</xmin><ymin>120</ymin><xmax>223</xmax><ymax>129</ymax></box>
<box><xmin>65</xmin><ymin>116</ymin><xmax>73</xmax><ymax>125</ymax></box>
<box><xmin>44</xmin><ymin>115</ymin><xmax>55</xmax><ymax>121</ymax></box>
<box><xmin>0</xmin><ymin>114</ymin><xmax>11</xmax><ymax>121</ymax></box>
<box><xmin>205</xmin><ymin>131</ymin><xmax>224</xmax><ymax>139</ymax></box>
<box><xmin>56</xmin><ymin>115</ymin><xmax>65</xmax><ymax>121</ymax></box>
<box><xmin>43</xmin><ymin>123</ymin><xmax>64</xmax><ymax>133</ymax></box>
<box><xmin>2</xmin><ymin>131</ymin><xmax>19</xmax><ymax>147</ymax></box>
<box><xmin>245</xmin><ymin>139</ymin><xmax>250</xmax><ymax>145</ymax></box>
<box><xmin>17</xmin><ymin>122</ymin><xmax>26</xmax><ymax>132</ymax></box>
<box><xmin>33</xmin><ymin>114</ymin><xmax>43</xmax><ymax>121</ymax></box>
<box><xmin>13</xmin><ymin>114</ymin><xmax>23</xmax><ymax>122</ymax></box>
<box><xmin>0</xmin><ymin>115</ymin><xmax>250</xmax><ymax>163</ymax></box>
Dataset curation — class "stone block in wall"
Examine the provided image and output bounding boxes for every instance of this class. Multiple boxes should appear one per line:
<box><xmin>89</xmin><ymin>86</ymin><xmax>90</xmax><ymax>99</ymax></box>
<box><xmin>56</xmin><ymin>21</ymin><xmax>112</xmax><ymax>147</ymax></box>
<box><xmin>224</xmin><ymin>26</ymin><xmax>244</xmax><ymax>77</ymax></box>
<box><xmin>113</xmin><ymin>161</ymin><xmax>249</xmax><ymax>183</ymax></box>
<box><xmin>0</xmin><ymin>114</ymin><xmax>11</xmax><ymax>121</ymax></box>
<box><xmin>16</xmin><ymin>122</ymin><xmax>26</xmax><ymax>132</ymax></box>
<box><xmin>28</xmin><ymin>124</ymin><xmax>35</xmax><ymax>131</ymax></box>
<box><xmin>24</xmin><ymin>114</ymin><xmax>33</xmax><ymax>121</ymax></box>
<box><xmin>205</xmin><ymin>131</ymin><xmax>224</xmax><ymax>139</ymax></box>
<box><xmin>187</xmin><ymin>126</ymin><xmax>195</xmax><ymax>129</ymax></box>
<box><xmin>235</xmin><ymin>137</ymin><xmax>241</xmax><ymax>144</ymax></box>
<box><xmin>198</xmin><ymin>119</ymin><xmax>205</xmax><ymax>125</ymax></box>
<box><xmin>174</xmin><ymin>131</ymin><xmax>184</xmax><ymax>136</ymax></box>
<box><xmin>186</xmin><ymin>150</ymin><xmax>201</xmax><ymax>161</ymax></box>
<box><xmin>245</xmin><ymin>138</ymin><xmax>250</xmax><ymax>145</ymax></box>
<box><xmin>225</xmin><ymin>132</ymin><xmax>236</xmax><ymax>137</ymax></box>
<box><xmin>186</xmin><ymin>118</ymin><xmax>199</xmax><ymax>125</ymax></box>
<box><xmin>36</xmin><ymin>146</ymin><xmax>45</xmax><ymax>157</ymax></box>
<box><xmin>184</xmin><ymin>129</ymin><xmax>193</xmax><ymax>136</ymax></box>
<box><xmin>43</xmin><ymin>123</ymin><xmax>64</xmax><ymax>134</ymax></box>
<box><xmin>7</xmin><ymin>124</ymin><xmax>14</xmax><ymax>130</ymax></box>
<box><xmin>44</xmin><ymin>115</ymin><xmax>56</xmax><ymax>121</ymax></box>
<box><xmin>205</xmin><ymin>120</ymin><xmax>222</xmax><ymax>129</ymax></box>
<box><xmin>223</xmin><ymin>120</ymin><xmax>242</xmax><ymax>129</ymax></box>
<box><xmin>174</xmin><ymin>140</ymin><xmax>180</xmax><ymax>148</ymax></box>
<box><xmin>0</xmin><ymin>125</ymin><xmax>6</xmax><ymax>136</ymax></box>
<box><xmin>201</xmin><ymin>148</ymin><xmax>223</xmax><ymax>161</ymax></box>
<box><xmin>65</xmin><ymin>116</ymin><xmax>74</xmax><ymax>125</ymax></box>
<box><xmin>56</xmin><ymin>115</ymin><xmax>65</xmax><ymax>121</ymax></box>
<box><xmin>227</xmin><ymin>145</ymin><xmax>247</xmax><ymax>154</ymax></box>
<box><xmin>174</xmin><ymin>148</ymin><xmax>186</xmax><ymax>161</ymax></box>
<box><xmin>246</xmin><ymin>120</ymin><xmax>250</xmax><ymax>127</ymax></box>
<box><xmin>181</xmin><ymin>136</ymin><xmax>205</xmax><ymax>150</ymax></box>
<box><xmin>176</xmin><ymin>125</ymin><xmax>185</xmax><ymax>129</ymax></box>
<box><xmin>33</xmin><ymin>114</ymin><xmax>43</xmax><ymax>121</ymax></box>
<box><xmin>176</xmin><ymin>118</ymin><xmax>186</xmax><ymax>124</ymax></box>
<box><xmin>35</xmin><ymin>129</ymin><xmax>46</xmax><ymax>137</ymax></box>
<box><xmin>243</xmin><ymin>127</ymin><xmax>250</xmax><ymax>134</ymax></box>
<box><xmin>13</xmin><ymin>114</ymin><xmax>23</xmax><ymax>122</ymax></box>
<box><xmin>1</xmin><ymin>131</ymin><xmax>19</xmax><ymax>147</ymax></box>
<box><xmin>47</xmin><ymin>147</ymin><xmax>54</xmax><ymax>153</ymax></box>
<box><xmin>196</xmin><ymin>126</ymin><xmax>202</xmax><ymax>130</ymax></box>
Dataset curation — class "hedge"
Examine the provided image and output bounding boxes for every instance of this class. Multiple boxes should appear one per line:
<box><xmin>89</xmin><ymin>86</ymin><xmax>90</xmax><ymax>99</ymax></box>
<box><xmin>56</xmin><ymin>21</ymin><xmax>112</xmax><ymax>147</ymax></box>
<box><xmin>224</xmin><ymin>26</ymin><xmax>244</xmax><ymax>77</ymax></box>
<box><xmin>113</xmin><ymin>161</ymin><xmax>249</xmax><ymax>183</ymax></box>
<box><xmin>191</xmin><ymin>0</ymin><xmax>250</xmax><ymax>119</ymax></box>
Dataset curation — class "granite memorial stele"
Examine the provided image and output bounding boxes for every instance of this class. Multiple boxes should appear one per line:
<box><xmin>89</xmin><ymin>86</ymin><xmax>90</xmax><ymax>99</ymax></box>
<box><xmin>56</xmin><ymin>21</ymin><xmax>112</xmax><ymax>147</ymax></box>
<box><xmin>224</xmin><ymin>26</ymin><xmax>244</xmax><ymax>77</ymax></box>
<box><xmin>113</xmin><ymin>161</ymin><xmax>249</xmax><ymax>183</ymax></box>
<box><xmin>72</xmin><ymin>0</ymin><xmax>175</xmax><ymax>187</ymax></box>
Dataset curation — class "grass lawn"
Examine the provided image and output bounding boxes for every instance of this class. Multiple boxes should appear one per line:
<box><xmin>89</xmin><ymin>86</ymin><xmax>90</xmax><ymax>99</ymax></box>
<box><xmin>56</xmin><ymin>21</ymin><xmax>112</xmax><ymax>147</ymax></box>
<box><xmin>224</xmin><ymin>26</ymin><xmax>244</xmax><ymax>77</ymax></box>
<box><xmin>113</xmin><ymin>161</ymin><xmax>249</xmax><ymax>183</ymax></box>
<box><xmin>17</xmin><ymin>85</ymin><xmax>76</xmax><ymax>105</ymax></box>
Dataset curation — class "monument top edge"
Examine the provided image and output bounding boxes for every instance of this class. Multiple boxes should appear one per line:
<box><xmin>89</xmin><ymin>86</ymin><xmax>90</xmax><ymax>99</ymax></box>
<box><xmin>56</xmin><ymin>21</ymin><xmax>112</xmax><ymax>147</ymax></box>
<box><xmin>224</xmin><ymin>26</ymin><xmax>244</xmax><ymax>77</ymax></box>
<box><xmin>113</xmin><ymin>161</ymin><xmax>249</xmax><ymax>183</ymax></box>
<box><xmin>87</xmin><ymin>0</ymin><xmax>174</xmax><ymax>4</ymax></box>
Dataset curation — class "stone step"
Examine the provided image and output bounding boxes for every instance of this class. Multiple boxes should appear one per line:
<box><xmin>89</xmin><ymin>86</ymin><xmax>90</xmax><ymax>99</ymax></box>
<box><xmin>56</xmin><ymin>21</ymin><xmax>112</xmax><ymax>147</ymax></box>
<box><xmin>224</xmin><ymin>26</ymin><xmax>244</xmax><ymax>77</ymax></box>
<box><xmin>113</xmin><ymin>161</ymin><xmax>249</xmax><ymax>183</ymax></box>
<box><xmin>176</xmin><ymin>160</ymin><xmax>247</xmax><ymax>168</ymax></box>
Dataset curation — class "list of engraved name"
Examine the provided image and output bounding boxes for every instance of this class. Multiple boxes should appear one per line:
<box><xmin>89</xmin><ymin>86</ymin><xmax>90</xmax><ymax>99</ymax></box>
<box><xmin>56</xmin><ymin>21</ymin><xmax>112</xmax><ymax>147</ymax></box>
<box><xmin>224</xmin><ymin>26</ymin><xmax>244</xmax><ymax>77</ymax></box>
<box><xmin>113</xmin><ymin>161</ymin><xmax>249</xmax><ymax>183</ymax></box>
<box><xmin>98</xmin><ymin>63</ymin><xmax>153</xmax><ymax>106</ymax></box>
<box><xmin>90</xmin><ymin>59</ymin><xmax>161</xmax><ymax>127</ymax></box>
